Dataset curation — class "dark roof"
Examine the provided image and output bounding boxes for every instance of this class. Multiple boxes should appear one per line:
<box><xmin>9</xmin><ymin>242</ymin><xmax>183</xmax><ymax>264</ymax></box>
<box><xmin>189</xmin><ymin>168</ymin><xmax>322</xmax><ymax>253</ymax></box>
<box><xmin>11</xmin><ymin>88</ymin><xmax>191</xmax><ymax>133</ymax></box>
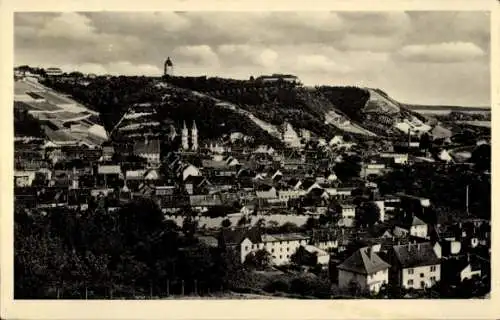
<box><xmin>392</xmin><ymin>242</ymin><xmax>440</xmax><ymax>268</ymax></box>
<box><xmin>300</xmin><ymin>179</ymin><xmax>317</xmax><ymax>191</ymax></box>
<box><xmin>337</xmin><ymin>246</ymin><xmax>391</xmax><ymax>275</ymax></box>
<box><xmin>184</xmin><ymin>175</ymin><xmax>209</xmax><ymax>187</ymax></box>
<box><xmin>220</xmin><ymin>227</ymin><xmax>262</xmax><ymax>246</ymax></box>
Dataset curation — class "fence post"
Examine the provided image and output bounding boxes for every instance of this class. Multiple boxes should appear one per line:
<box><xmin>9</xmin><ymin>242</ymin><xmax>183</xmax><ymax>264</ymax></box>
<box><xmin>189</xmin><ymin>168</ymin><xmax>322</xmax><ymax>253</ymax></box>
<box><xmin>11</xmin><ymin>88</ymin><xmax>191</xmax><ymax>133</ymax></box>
<box><xmin>167</xmin><ymin>279</ymin><xmax>170</xmax><ymax>296</ymax></box>
<box><xmin>85</xmin><ymin>286</ymin><xmax>88</xmax><ymax>300</ymax></box>
<box><xmin>194</xmin><ymin>280</ymin><xmax>198</xmax><ymax>296</ymax></box>
<box><xmin>150</xmin><ymin>281</ymin><xmax>153</xmax><ymax>299</ymax></box>
<box><xmin>181</xmin><ymin>280</ymin><xmax>185</xmax><ymax>296</ymax></box>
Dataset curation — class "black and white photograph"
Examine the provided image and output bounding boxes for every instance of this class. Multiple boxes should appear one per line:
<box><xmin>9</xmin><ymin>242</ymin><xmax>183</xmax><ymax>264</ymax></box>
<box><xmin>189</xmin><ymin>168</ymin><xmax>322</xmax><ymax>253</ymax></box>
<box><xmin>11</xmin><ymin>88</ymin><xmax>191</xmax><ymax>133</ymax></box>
<box><xmin>5</xmin><ymin>3</ymin><xmax>494</xmax><ymax>312</ymax></box>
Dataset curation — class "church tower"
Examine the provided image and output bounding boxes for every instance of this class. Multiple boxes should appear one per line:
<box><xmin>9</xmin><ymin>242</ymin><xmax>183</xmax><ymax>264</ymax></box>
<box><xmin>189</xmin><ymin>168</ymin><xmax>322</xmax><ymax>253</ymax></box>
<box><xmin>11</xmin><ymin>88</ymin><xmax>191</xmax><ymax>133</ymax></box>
<box><xmin>191</xmin><ymin>120</ymin><xmax>198</xmax><ymax>151</ymax></box>
<box><xmin>181</xmin><ymin>121</ymin><xmax>189</xmax><ymax>150</ymax></box>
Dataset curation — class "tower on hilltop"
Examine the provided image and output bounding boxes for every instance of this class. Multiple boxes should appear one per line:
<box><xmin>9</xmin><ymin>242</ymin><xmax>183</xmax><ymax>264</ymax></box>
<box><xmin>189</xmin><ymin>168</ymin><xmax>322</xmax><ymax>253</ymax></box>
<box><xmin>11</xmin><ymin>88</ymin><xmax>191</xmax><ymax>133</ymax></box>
<box><xmin>164</xmin><ymin>57</ymin><xmax>174</xmax><ymax>76</ymax></box>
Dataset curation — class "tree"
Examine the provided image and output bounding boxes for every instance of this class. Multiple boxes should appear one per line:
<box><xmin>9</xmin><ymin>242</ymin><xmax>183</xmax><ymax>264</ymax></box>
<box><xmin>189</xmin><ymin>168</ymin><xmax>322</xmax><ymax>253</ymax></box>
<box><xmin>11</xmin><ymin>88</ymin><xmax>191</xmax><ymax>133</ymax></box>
<box><xmin>470</xmin><ymin>144</ymin><xmax>490</xmax><ymax>172</ymax></box>
<box><xmin>244</xmin><ymin>249</ymin><xmax>271</xmax><ymax>270</ymax></box>
<box><xmin>237</xmin><ymin>215</ymin><xmax>250</xmax><ymax>227</ymax></box>
<box><xmin>255</xmin><ymin>218</ymin><xmax>266</xmax><ymax>229</ymax></box>
<box><xmin>182</xmin><ymin>215</ymin><xmax>198</xmax><ymax>239</ymax></box>
<box><xmin>419</xmin><ymin>132</ymin><xmax>432</xmax><ymax>152</ymax></box>
<box><xmin>334</xmin><ymin>155</ymin><xmax>362</xmax><ymax>182</ymax></box>
<box><xmin>221</xmin><ymin>218</ymin><xmax>232</xmax><ymax>228</ymax></box>
<box><xmin>305</xmin><ymin>217</ymin><xmax>320</xmax><ymax>230</ymax></box>
<box><xmin>355</xmin><ymin>202</ymin><xmax>381</xmax><ymax>227</ymax></box>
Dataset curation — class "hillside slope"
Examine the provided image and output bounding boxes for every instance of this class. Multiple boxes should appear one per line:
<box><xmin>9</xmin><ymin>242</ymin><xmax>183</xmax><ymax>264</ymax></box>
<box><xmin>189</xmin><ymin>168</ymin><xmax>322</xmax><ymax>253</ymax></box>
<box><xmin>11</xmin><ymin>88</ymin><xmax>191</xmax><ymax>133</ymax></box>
<box><xmin>40</xmin><ymin>75</ymin><xmax>438</xmax><ymax>147</ymax></box>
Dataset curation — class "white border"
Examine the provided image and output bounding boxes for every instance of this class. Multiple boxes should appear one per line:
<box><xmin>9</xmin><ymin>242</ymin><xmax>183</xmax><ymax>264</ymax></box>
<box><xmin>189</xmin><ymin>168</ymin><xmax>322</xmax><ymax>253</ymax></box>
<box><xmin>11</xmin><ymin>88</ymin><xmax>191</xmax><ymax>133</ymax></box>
<box><xmin>1</xmin><ymin>0</ymin><xmax>498</xmax><ymax>319</ymax></box>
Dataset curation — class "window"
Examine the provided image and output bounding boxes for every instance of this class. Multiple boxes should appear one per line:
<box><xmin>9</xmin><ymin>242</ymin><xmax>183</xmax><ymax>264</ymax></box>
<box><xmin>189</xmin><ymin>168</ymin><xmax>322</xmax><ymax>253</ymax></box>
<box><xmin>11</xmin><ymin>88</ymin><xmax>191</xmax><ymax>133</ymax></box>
<box><xmin>407</xmin><ymin>268</ymin><xmax>414</xmax><ymax>275</ymax></box>
<box><xmin>287</xmin><ymin>247</ymin><xmax>290</xmax><ymax>252</ymax></box>
<box><xmin>280</xmin><ymin>248</ymin><xmax>283</xmax><ymax>252</ymax></box>
<box><xmin>430</xmin><ymin>276</ymin><xmax>436</xmax><ymax>282</ymax></box>
<box><xmin>245</xmin><ymin>246</ymin><xmax>249</xmax><ymax>251</ymax></box>
<box><xmin>430</xmin><ymin>266</ymin><xmax>436</xmax><ymax>272</ymax></box>
<box><xmin>407</xmin><ymin>280</ymin><xmax>413</xmax><ymax>286</ymax></box>
<box><xmin>420</xmin><ymin>273</ymin><xmax>424</xmax><ymax>278</ymax></box>
<box><xmin>280</xmin><ymin>255</ymin><xmax>282</xmax><ymax>259</ymax></box>
<box><xmin>420</xmin><ymin>281</ymin><xmax>425</xmax><ymax>288</ymax></box>
<box><xmin>271</xmin><ymin>248</ymin><xmax>274</xmax><ymax>253</ymax></box>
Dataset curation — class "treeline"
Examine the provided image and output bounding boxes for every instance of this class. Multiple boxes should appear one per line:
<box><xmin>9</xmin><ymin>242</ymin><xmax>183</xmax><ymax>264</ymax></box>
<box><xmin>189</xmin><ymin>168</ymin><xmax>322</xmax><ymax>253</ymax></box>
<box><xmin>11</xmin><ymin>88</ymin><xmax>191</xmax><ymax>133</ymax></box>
<box><xmin>317</xmin><ymin>86</ymin><xmax>371</xmax><ymax>124</ymax></box>
<box><xmin>154</xmin><ymin>88</ymin><xmax>284</xmax><ymax>148</ymax></box>
<box><xmin>14</xmin><ymin>199</ymin><xmax>247</xmax><ymax>299</ymax></box>
<box><xmin>375</xmin><ymin>160</ymin><xmax>491</xmax><ymax>220</ymax></box>
<box><xmin>167</xmin><ymin>76</ymin><xmax>345</xmax><ymax>139</ymax></box>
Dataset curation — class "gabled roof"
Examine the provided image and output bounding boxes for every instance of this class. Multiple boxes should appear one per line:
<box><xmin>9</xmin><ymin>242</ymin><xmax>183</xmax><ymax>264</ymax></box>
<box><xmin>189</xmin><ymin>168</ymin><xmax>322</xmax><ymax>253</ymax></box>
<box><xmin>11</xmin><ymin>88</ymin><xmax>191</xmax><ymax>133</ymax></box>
<box><xmin>392</xmin><ymin>242</ymin><xmax>440</xmax><ymax>268</ymax></box>
<box><xmin>337</xmin><ymin>246</ymin><xmax>390</xmax><ymax>275</ymax></box>
<box><xmin>411</xmin><ymin>216</ymin><xmax>427</xmax><ymax>226</ymax></box>
<box><xmin>220</xmin><ymin>227</ymin><xmax>262</xmax><ymax>246</ymax></box>
<box><xmin>185</xmin><ymin>175</ymin><xmax>209</xmax><ymax>187</ymax></box>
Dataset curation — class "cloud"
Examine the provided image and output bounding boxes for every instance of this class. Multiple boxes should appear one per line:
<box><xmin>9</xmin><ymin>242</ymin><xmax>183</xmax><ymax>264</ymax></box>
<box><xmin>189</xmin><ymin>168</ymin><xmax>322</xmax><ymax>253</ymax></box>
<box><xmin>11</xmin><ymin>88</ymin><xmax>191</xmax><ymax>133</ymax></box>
<box><xmin>37</xmin><ymin>12</ymin><xmax>96</xmax><ymax>40</ymax></box>
<box><xmin>337</xmin><ymin>34</ymin><xmax>403</xmax><ymax>52</ymax></box>
<box><xmin>339</xmin><ymin>12</ymin><xmax>411</xmax><ymax>36</ymax></box>
<box><xmin>172</xmin><ymin>45</ymin><xmax>219</xmax><ymax>65</ymax></box>
<box><xmin>84</xmin><ymin>12</ymin><xmax>191</xmax><ymax>36</ymax></box>
<box><xmin>217</xmin><ymin>45</ymin><xmax>278</xmax><ymax>68</ymax></box>
<box><xmin>13</xmin><ymin>11</ymin><xmax>490</xmax><ymax>105</ymax></box>
<box><xmin>405</xmin><ymin>12</ymin><xmax>490</xmax><ymax>54</ymax></box>
<box><xmin>295</xmin><ymin>54</ymin><xmax>351</xmax><ymax>73</ymax></box>
<box><xmin>254</xmin><ymin>49</ymin><xmax>279</xmax><ymax>68</ymax></box>
<box><xmin>396</xmin><ymin>42</ymin><xmax>485</xmax><ymax>63</ymax></box>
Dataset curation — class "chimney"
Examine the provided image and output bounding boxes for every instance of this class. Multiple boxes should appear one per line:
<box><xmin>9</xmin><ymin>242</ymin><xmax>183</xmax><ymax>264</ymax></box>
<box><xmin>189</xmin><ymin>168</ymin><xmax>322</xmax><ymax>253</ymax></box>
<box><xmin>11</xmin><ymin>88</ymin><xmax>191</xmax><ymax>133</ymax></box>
<box><xmin>366</xmin><ymin>247</ymin><xmax>372</xmax><ymax>259</ymax></box>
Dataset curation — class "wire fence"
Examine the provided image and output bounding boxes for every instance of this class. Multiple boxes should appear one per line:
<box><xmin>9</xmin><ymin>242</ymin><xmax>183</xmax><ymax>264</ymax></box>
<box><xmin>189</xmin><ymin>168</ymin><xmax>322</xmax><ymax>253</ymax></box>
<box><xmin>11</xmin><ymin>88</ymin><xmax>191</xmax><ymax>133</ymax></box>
<box><xmin>23</xmin><ymin>280</ymin><xmax>229</xmax><ymax>300</ymax></box>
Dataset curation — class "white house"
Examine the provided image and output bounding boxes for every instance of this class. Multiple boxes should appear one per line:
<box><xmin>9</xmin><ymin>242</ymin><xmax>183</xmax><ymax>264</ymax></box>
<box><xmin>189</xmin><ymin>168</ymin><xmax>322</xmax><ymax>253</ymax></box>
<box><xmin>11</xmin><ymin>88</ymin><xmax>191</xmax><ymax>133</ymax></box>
<box><xmin>278</xmin><ymin>189</ymin><xmax>306</xmax><ymax>201</ymax></box>
<box><xmin>14</xmin><ymin>170</ymin><xmax>37</xmax><ymax>187</ymax></box>
<box><xmin>256</xmin><ymin>186</ymin><xmax>278</xmax><ymax>200</ymax></box>
<box><xmin>180</xmin><ymin>164</ymin><xmax>201</xmax><ymax>181</ymax></box>
<box><xmin>389</xmin><ymin>242</ymin><xmax>441</xmax><ymax>290</ymax></box>
<box><xmin>222</xmin><ymin>228</ymin><xmax>310</xmax><ymax>266</ymax></box>
<box><xmin>337</xmin><ymin>246</ymin><xmax>391</xmax><ymax>294</ymax></box>
<box><xmin>373</xmin><ymin>200</ymin><xmax>386</xmax><ymax>222</ymax></box>
<box><xmin>339</xmin><ymin>204</ymin><xmax>356</xmax><ymax>219</ymax></box>
<box><xmin>409</xmin><ymin>216</ymin><xmax>429</xmax><ymax>239</ymax></box>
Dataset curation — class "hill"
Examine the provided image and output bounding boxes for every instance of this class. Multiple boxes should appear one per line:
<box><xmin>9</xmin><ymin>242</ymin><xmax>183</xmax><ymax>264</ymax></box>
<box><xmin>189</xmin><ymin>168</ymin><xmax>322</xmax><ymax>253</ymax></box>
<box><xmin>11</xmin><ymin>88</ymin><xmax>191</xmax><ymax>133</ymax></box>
<box><xmin>39</xmin><ymin>74</ymin><xmax>446</xmax><ymax>147</ymax></box>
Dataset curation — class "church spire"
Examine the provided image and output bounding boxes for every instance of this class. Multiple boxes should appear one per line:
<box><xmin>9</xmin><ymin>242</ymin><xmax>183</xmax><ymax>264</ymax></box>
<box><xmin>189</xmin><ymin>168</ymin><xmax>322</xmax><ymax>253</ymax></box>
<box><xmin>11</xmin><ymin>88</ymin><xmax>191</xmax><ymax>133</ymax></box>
<box><xmin>181</xmin><ymin>121</ymin><xmax>189</xmax><ymax>150</ymax></box>
<box><xmin>191</xmin><ymin>120</ymin><xmax>198</xmax><ymax>151</ymax></box>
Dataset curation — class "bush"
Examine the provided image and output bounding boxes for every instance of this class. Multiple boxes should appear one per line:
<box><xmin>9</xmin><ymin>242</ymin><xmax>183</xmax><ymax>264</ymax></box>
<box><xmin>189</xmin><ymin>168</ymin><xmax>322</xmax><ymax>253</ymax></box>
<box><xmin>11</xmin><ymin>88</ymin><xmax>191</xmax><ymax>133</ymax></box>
<box><xmin>263</xmin><ymin>279</ymin><xmax>290</xmax><ymax>293</ymax></box>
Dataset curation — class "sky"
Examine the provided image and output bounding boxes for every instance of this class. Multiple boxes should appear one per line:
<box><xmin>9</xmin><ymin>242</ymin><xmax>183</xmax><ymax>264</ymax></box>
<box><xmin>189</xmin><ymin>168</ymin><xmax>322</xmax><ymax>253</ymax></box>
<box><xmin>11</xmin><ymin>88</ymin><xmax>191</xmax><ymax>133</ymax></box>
<box><xmin>14</xmin><ymin>11</ymin><xmax>490</xmax><ymax>106</ymax></box>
